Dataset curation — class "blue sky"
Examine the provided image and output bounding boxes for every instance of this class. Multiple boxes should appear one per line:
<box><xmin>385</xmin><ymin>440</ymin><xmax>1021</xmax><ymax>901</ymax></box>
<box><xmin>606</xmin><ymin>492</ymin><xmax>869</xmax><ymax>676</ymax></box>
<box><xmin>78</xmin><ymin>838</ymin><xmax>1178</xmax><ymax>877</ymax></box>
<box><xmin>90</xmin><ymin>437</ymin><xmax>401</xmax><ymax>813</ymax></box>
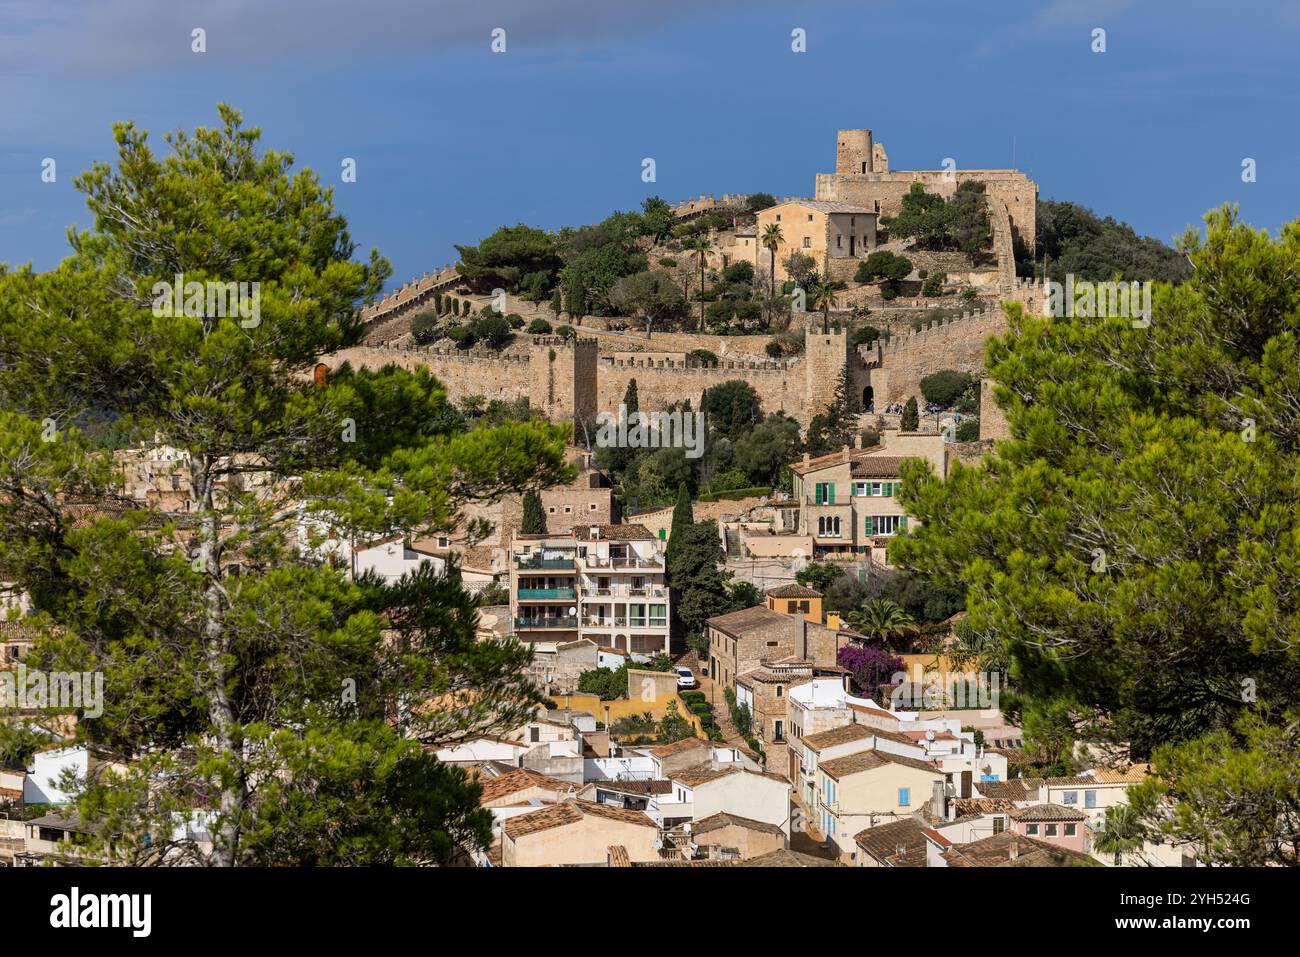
<box><xmin>1</xmin><ymin>0</ymin><xmax>1296</xmax><ymax>287</ymax></box>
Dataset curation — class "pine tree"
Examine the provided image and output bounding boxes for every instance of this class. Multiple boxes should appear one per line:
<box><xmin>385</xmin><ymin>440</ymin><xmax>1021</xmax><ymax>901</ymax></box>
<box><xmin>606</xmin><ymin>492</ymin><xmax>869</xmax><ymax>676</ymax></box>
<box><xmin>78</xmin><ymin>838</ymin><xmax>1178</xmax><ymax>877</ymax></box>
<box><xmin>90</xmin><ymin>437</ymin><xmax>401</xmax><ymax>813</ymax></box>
<box><xmin>521</xmin><ymin>490</ymin><xmax>545</xmax><ymax>534</ymax></box>
<box><xmin>0</xmin><ymin>106</ymin><xmax>571</xmax><ymax>866</ymax></box>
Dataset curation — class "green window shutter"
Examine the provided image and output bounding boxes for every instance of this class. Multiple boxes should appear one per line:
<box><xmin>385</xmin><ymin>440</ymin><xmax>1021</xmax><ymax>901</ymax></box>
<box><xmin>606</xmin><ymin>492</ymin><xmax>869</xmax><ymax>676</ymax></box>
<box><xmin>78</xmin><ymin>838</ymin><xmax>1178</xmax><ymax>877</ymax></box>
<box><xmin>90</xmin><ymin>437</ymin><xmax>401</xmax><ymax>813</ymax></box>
<box><xmin>900</xmin><ymin>515</ymin><xmax>908</xmax><ymax>530</ymax></box>
<box><xmin>884</xmin><ymin>482</ymin><xmax>893</xmax><ymax>497</ymax></box>
<box><xmin>829</xmin><ymin>483</ymin><xmax>836</xmax><ymax>504</ymax></box>
<box><xmin>658</xmin><ymin>528</ymin><xmax>666</xmax><ymax>540</ymax></box>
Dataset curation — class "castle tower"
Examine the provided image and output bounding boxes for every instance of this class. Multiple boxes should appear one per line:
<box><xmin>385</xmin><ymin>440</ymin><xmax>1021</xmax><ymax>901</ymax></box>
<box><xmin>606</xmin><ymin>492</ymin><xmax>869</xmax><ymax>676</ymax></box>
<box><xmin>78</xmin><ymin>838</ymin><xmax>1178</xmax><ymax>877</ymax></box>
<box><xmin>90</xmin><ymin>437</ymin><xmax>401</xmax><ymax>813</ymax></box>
<box><xmin>804</xmin><ymin>321</ymin><xmax>851</xmax><ymax>424</ymax></box>
<box><xmin>836</xmin><ymin>129</ymin><xmax>874</xmax><ymax>175</ymax></box>
<box><xmin>528</xmin><ymin>336</ymin><xmax>598</xmax><ymax>433</ymax></box>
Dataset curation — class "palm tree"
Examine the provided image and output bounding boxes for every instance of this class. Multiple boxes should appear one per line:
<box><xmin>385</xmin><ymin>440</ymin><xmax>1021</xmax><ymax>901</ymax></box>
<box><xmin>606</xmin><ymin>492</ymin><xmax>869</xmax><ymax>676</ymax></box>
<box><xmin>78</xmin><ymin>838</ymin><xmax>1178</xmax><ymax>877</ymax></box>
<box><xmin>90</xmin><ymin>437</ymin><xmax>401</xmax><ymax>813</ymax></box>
<box><xmin>847</xmin><ymin>599</ymin><xmax>917</xmax><ymax>648</ymax></box>
<box><xmin>685</xmin><ymin>234</ymin><xmax>711</xmax><ymax>330</ymax></box>
<box><xmin>811</xmin><ymin>281</ymin><xmax>838</xmax><ymax>334</ymax></box>
<box><xmin>1093</xmin><ymin>804</ymin><xmax>1148</xmax><ymax>866</ymax></box>
<box><xmin>761</xmin><ymin>223</ymin><xmax>784</xmax><ymax>323</ymax></box>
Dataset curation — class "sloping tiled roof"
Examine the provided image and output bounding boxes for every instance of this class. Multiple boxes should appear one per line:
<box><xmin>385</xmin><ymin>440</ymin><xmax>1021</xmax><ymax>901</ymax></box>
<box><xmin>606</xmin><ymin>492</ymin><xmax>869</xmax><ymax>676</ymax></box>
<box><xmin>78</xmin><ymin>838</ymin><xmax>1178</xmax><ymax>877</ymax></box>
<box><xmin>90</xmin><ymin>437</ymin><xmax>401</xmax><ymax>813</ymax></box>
<box><xmin>478</xmin><ymin>768</ymin><xmax>576</xmax><ymax>805</ymax></box>
<box><xmin>802</xmin><ymin>723</ymin><xmax>874</xmax><ymax>751</ymax></box>
<box><xmin>853</xmin><ymin>818</ymin><xmax>928</xmax><ymax>867</ymax></box>
<box><xmin>820</xmin><ymin>749</ymin><xmax>941</xmax><ymax>780</ymax></box>
<box><xmin>502</xmin><ymin>800</ymin><xmax>656</xmax><ymax>840</ymax></box>
<box><xmin>1087</xmin><ymin>763</ymin><xmax>1152</xmax><ymax>784</ymax></box>
<box><xmin>973</xmin><ymin>778</ymin><xmax>1039</xmax><ymax>802</ymax></box>
<box><xmin>951</xmin><ymin>798</ymin><xmax>1015</xmax><ymax>820</ymax></box>
<box><xmin>692</xmin><ymin>812</ymin><xmax>785</xmax><ymax>838</ymax></box>
<box><xmin>737</xmin><ymin>848</ymin><xmax>842</xmax><ymax>867</ymax></box>
<box><xmin>850</xmin><ymin>456</ymin><xmax>909</xmax><ymax>479</ymax></box>
<box><xmin>766</xmin><ymin>583</ymin><xmax>822</xmax><ymax>599</ymax></box>
<box><xmin>673</xmin><ymin>765</ymin><xmax>740</xmax><ymax>788</ymax></box>
<box><xmin>645</xmin><ymin>737</ymin><xmax>709</xmax><ymax>758</ymax></box>
<box><xmin>1010</xmin><ymin>803</ymin><xmax>1088</xmax><ymax>823</ymax></box>
<box><xmin>941</xmin><ymin>831</ymin><xmax>1097</xmax><ymax>868</ymax></box>
<box><xmin>589</xmin><ymin>778</ymin><xmax>673</xmax><ymax>796</ymax></box>
<box><xmin>571</xmin><ymin>523</ymin><xmax>657</xmax><ymax>541</ymax></box>
<box><xmin>706</xmin><ymin>604</ymin><xmax>789</xmax><ymax>638</ymax></box>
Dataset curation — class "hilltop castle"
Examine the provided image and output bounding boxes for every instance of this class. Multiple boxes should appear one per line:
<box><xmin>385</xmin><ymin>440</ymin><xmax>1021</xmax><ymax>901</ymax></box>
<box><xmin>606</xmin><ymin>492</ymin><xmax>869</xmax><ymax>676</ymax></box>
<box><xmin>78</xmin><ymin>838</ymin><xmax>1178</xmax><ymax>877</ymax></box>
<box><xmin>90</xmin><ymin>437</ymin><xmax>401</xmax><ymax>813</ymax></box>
<box><xmin>332</xmin><ymin>127</ymin><xmax>1042</xmax><ymax>441</ymax></box>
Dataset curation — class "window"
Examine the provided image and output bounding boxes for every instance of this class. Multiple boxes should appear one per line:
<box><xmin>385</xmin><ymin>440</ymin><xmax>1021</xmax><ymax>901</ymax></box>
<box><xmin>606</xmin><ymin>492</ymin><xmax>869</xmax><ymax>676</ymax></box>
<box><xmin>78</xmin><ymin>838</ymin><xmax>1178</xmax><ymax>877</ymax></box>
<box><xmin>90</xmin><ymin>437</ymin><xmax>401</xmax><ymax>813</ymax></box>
<box><xmin>898</xmin><ymin>787</ymin><xmax>910</xmax><ymax>807</ymax></box>
<box><xmin>836</xmin><ymin>236</ymin><xmax>842</xmax><ymax>248</ymax></box>
<box><xmin>649</xmin><ymin>604</ymin><xmax>667</xmax><ymax>627</ymax></box>
<box><xmin>629</xmin><ymin>604</ymin><xmax>647</xmax><ymax>627</ymax></box>
<box><xmin>529</xmin><ymin>727</ymin><xmax>540</xmax><ymax>743</ymax></box>
<box><xmin>1065</xmin><ymin>823</ymin><xmax>1077</xmax><ymax>837</ymax></box>
<box><xmin>1026</xmin><ymin>823</ymin><xmax>1039</xmax><ymax>835</ymax></box>
<box><xmin>807</xmin><ymin>214</ymin><xmax>813</xmax><ymax>222</ymax></box>
<box><xmin>774</xmin><ymin>720</ymin><xmax>785</xmax><ymax>742</ymax></box>
<box><xmin>787</xmin><ymin>601</ymin><xmax>798</xmax><ymax>613</ymax></box>
<box><xmin>1045</xmin><ymin>824</ymin><xmax>1058</xmax><ymax>837</ymax></box>
<box><xmin>590</xmin><ymin>503</ymin><xmax>597</xmax><ymax>510</ymax></box>
<box><xmin>547</xmin><ymin>506</ymin><xmax>556</xmax><ymax>514</ymax></box>
<box><xmin>1063</xmin><ymin>790</ymin><xmax>1078</xmax><ymax>805</ymax></box>
<box><xmin>802</xmin><ymin>236</ymin><xmax>812</xmax><ymax>249</ymax></box>
<box><xmin>1085</xmin><ymin>790</ymin><xmax>1097</xmax><ymax>809</ymax></box>
<box><xmin>776</xmin><ymin>685</ymin><xmax>783</xmax><ymax>698</ymax></box>
<box><xmin>993</xmin><ymin>816</ymin><xmax>1005</xmax><ymax>834</ymax></box>
<box><xmin>563</xmin><ymin>506</ymin><xmax>571</xmax><ymax>513</ymax></box>
<box><xmin>867</xmin><ymin>515</ymin><xmax>903</xmax><ymax>536</ymax></box>
<box><xmin>818</xmin><ymin>515</ymin><xmax>841</xmax><ymax>537</ymax></box>
<box><xmin>775</xmin><ymin>214</ymin><xmax>781</xmax><ymax>221</ymax></box>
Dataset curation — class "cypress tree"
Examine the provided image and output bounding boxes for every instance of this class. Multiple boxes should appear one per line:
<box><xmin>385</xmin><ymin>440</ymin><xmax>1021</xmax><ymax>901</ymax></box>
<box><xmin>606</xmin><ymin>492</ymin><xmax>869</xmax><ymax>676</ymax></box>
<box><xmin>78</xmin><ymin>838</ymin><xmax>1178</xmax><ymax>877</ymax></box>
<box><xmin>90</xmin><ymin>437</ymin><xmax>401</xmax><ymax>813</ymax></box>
<box><xmin>521</xmin><ymin>490</ymin><xmax>545</xmax><ymax>534</ymax></box>
<box><xmin>901</xmin><ymin>395</ymin><xmax>919</xmax><ymax>431</ymax></box>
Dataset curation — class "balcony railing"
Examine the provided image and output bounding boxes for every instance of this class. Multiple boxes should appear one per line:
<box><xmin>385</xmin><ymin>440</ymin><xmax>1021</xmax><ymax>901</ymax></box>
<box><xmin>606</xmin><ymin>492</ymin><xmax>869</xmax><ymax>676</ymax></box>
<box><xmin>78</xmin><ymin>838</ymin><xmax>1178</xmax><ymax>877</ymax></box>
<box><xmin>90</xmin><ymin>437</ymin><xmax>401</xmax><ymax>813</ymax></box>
<box><xmin>514</xmin><ymin>616</ymin><xmax>578</xmax><ymax>630</ymax></box>
<box><xmin>517</xmin><ymin>587</ymin><xmax>576</xmax><ymax>600</ymax></box>
<box><xmin>515</xmin><ymin>555</ymin><xmax>576</xmax><ymax>570</ymax></box>
<box><xmin>582</xmin><ymin>555</ymin><xmax>664</xmax><ymax>570</ymax></box>
<box><xmin>581</xmin><ymin>617</ymin><xmax>669</xmax><ymax>630</ymax></box>
<box><xmin>580</xmin><ymin>585</ymin><xmax>667</xmax><ymax>598</ymax></box>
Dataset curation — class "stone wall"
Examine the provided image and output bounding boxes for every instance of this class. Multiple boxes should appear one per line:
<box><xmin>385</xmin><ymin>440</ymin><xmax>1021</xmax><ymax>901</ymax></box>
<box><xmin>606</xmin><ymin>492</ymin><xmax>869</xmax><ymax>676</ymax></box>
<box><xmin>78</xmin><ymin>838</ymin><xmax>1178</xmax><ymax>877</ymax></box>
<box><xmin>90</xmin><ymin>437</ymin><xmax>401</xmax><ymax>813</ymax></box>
<box><xmin>864</xmin><ymin>308</ymin><xmax>1008</xmax><ymax>406</ymax></box>
<box><xmin>598</xmin><ymin>358</ymin><xmax>807</xmax><ymax>422</ymax></box>
<box><xmin>979</xmin><ymin>378</ymin><xmax>1011</xmax><ymax>441</ymax></box>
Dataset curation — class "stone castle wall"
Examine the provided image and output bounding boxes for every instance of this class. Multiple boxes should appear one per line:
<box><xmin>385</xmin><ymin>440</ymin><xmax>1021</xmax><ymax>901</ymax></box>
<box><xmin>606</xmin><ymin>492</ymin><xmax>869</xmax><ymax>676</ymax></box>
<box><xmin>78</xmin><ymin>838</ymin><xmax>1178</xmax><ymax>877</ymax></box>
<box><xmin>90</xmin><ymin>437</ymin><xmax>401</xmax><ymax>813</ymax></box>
<box><xmin>597</xmin><ymin>356</ymin><xmax>807</xmax><ymax>422</ymax></box>
<box><xmin>863</xmin><ymin>307</ymin><xmax>1009</xmax><ymax>406</ymax></box>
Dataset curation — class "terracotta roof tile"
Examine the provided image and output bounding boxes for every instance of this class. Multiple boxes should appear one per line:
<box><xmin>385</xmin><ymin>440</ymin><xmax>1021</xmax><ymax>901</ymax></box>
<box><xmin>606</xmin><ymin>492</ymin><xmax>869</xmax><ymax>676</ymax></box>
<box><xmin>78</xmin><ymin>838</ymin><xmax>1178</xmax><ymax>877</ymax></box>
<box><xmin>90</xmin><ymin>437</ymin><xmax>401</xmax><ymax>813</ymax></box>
<box><xmin>692</xmin><ymin>812</ymin><xmax>785</xmax><ymax>838</ymax></box>
<box><xmin>802</xmin><ymin>723</ymin><xmax>873</xmax><ymax>751</ymax></box>
<box><xmin>820</xmin><ymin>750</ymin><xmax>941</xmax><ymax>780</ymax></box>
<box><xmin>1010</xmin><ymin>803</ymin><xmax>1088</xmax><ymax>823</ymax></box>
<box><xmin>765</xmin><ymin>583</ymin><xmax>822</xmax><ymax>599</ymax></box>
<box><xmin>854</xmin><ymin>818</ymin><xmax>928</xmax><ymax>867</ymax></box>
<box><xmin>502</xmin><ymin>800</ymin><xmax>656</xmax><ymax>840</ymax></box>
<box><xmin>478</xmin><ymin>768</ymin><xmax>576</xmax><ymax>805</ymax></box>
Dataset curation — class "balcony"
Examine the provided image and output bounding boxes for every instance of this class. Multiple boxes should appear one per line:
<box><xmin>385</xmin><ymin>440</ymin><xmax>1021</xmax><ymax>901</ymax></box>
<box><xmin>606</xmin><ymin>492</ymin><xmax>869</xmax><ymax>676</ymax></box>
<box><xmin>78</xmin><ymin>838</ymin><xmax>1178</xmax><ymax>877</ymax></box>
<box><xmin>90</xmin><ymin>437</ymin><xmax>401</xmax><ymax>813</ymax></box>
<box><xmin>580</xmin><ymin>585</ymin><xmax>667</xmax><ymax>598</ymax></box>
<box><xmin>582</xmin><ymin>555</ymin><xmax>664</xmax><ymax>571</ymax></box>
<box><xmin>581</xmin><ymin>617</ymin><xmax>669</xmax><ymax>630</ymax></box>
<box><xmin>514</xmin><ymin>616</ymin><xmax>578</xmax><ymax>630</ymax></box>
<box><xmin>516</xmin><ymin>554</ymin><xmax>576</xmax><ymax>570</ymax></box>
<box><xmin>517</xmin><ymin>587</ymin><xmax>576</xmax><ymax>600</ymax></box>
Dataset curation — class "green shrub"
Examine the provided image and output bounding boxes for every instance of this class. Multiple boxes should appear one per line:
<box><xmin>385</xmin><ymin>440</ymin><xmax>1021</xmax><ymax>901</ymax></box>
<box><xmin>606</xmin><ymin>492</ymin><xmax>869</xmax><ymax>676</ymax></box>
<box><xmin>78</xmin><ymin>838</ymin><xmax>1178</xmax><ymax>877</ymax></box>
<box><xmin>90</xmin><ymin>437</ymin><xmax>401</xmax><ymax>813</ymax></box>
<box><xmin>920</xmin><ymin>370</ymin><xmax>976</xmax><ymax>408</ymax></box>
<box><xmin>527</xmin><ymin>318</ymin><xmax>553</xmax><ymax>334</ymax></box>
<box><xmin>556</xmin><ymin>324</ymin><xmax>575</xmax><ymax>339</ymax></box>
<box><xmin>505</xmin><ymin>312</ymin><xmax>525</xmax><ymax>329</ymax></box>
<box><xmin>446</xmin><ymin>325</ymin><xmax>475</xmax><ymax>348</ymax></box>
<box><xmin>956</xmin><ymin>419</ymin><xmax>980</xmax><ymax>442</ymax></box>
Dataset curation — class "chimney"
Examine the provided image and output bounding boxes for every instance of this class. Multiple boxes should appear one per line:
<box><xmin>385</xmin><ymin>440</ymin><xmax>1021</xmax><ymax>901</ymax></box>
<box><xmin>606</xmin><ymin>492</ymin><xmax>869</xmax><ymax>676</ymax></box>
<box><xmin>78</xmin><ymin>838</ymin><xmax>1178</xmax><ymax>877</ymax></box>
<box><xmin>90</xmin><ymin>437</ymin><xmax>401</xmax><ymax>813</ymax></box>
<box><xmin>1008</xmin><ymin>839</ymin><xmax>1019</xmax><ymax>861</ymax></box>
<box><xmin>802</xmin><ymin>452</ymin><xmax>810</xmax><ymax>468</ymax></box>
<box><xmin>842</xmin><ymin>444</ymin><xmax>852</xmax><ymax>461</ymax></box>
<box><xmin>931</xmin><ymin>779</ymin><xmax>946</xmax><ymax>820</ymax></box>
<box><xmin>792</xmin><ymin>613</ymin><xmax>807</xmax><ymax>662</ymax></box>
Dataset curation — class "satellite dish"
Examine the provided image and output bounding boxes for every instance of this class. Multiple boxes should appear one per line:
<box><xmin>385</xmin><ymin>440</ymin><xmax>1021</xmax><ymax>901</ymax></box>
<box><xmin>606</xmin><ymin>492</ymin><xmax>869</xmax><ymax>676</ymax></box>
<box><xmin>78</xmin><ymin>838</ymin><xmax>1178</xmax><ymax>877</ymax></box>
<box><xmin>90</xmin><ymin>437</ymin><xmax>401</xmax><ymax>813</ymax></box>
<box><xmin>925</xmin><ymin>729</ymin><xmax>936</xmax><ymax>741</ymax></box>
<box><xmin>568</xmin><ymin>606</ymin><xmax>577</xmax><ymax>616</ymax></box>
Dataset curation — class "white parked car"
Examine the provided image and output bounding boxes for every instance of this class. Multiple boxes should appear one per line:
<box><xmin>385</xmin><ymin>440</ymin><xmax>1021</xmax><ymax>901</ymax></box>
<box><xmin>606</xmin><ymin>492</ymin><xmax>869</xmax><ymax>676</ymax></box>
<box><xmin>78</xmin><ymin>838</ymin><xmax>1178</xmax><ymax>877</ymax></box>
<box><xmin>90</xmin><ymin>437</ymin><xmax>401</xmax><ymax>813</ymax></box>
<box><xmin>676</xmin><ymin>667</ymin><xmax>698</xmax><ymax>690</ymax></box>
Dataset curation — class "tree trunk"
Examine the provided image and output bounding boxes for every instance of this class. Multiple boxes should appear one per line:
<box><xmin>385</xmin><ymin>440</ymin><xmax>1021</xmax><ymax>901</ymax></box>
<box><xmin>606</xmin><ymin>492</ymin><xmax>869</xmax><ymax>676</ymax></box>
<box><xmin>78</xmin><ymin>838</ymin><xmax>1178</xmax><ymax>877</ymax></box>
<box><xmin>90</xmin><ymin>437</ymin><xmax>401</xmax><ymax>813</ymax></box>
<box><xmin>193</xmin><ymin>456</ymin><xmax>243</xmax><ymax>867</ymax></box>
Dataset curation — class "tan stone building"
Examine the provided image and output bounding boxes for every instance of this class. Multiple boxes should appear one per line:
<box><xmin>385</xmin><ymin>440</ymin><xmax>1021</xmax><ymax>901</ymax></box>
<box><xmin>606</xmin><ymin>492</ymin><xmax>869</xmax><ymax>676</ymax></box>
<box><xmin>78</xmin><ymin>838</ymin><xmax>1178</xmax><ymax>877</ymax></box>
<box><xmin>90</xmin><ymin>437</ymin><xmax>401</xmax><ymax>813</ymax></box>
<box><xmin>687</xmin><ymin>811</ymin><xmax>787</xmax><ymax>861</ymax></box>
<box><xmin>815</xmin><ymin>128</ymin><xmax>1038</xmax><ymax>258</ymax></box>
<box><xmin>500</xmin><ymin>800</ymin><xmax>661</xmax><ymax>866</ymax></box>
<box><xmin>752</xmin><ymin>200</ymin><xmax>879</xmax><ymax>284</ymax></box>
<box><xmin>788</xmin><ymin>431</ymin><xmax>946</xmax><ymax>562</ymax></box>
<box><xmin>704</xmin><ymin>604</ymin><xmax>849</xmax><ymax>692</ymax></box>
